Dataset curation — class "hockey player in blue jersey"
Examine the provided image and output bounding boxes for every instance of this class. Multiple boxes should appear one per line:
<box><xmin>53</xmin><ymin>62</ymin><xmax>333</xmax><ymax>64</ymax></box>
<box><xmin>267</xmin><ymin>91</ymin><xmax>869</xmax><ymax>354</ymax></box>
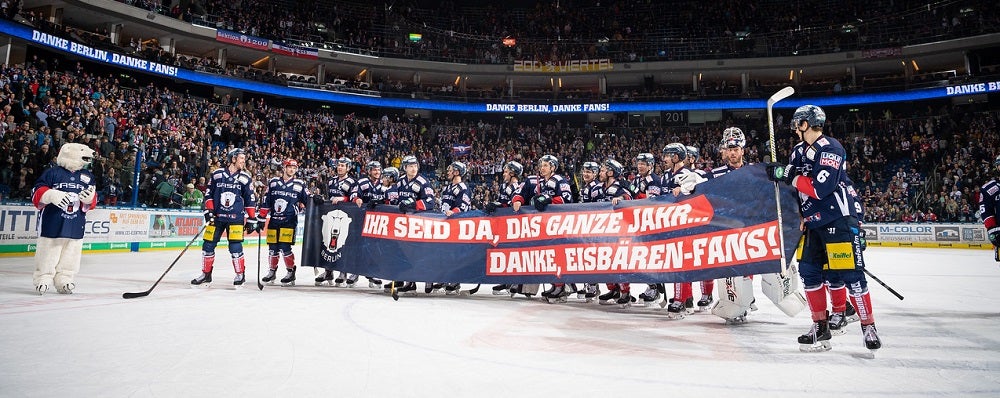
<box><xmin>192</xmin><ymin>148</ymin><xmax>258</xmax><ymax>287</ymax></box>
<box><xmin>766</xmin><ymin>105</ymin><xmax>881</xmax><ymax>353</ymax></box>
<box><xmin>633</xmin><ymin>152</ymin><xmax>667</xmax><ymax>306</ymax></box>
<box><xmin>596</xmin><ymin>158</ymin><xmax>636</xmax><ymax>307</ymax></box>
<box><xmin>659</xmin><ymin>142</ymin><xmax>707</xmax><ymax>318</ymax></box>
<box><xmin>395</xmin><ymin>155</ymin><xmax>438</xmax><ymax>294</ymax></box>
<box><xmin>980</xmin><ymin>155</ymin><xmax>1000</xmax><ymax>261</ymax></box>
<box><xmin>438</xmin><ymin>161</ymin><xmax>473</xmax><ymax>294</ymax></box>
<box><xmin>488</xmin><ymin>161</ymin><xmax>529</xmax><ymax>296</ymax></box>
<box><xmin>31</xmin><ymin>143</ymin><xmax>98</xmax><ymax>295</ymax></box>
<box><xmin>317</xmin><ymin>157</ymin><xmax>358</xmax><ymax>286</ymax></box>
<box><xmin>258</xmin><ymin>159</ymin><xmax>310</xmax><ymax>286</ymax></box>
<box><xmin>350</xmin><ymin>160</ymin><xmax>385</xmax><ymax>288</ymax></box>
<box><xmin>527</xmin><ymin>155</ymin><xmax>575</xmax><ymax>302</ymax></box>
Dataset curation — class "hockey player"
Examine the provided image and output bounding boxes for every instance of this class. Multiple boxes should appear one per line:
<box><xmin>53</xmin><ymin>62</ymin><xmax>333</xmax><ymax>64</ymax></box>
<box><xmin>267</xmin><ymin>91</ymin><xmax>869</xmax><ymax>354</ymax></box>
<box><xmin>192</xmin><ymin>148</ymin><xmax>258</xmax><ymax>287</ymax></box>
<box><xmin>351</xmin><ymin>160</ymin><xmax>385</xmax><ymax>287</ymax></box>
<box><xmin>508</xmin><ymin>165</ymin><xmax>543</xmax><ymax>298</ymax></box>
<box><xmin>766</xmin><ymin>105</ymin><xmax>881</xmax><ymax>353</ymax></box>
<box><xmin>523</xmin><ymin>155</ymin><xmax>574</xmax><ymax>302</ymax></box>
<box><xmin>633</xmin><ymin>153</ymin><xmax>667</xmax><ymax>306</ymax></box>
<box><xmin>31</xmin><ymin>143</ymin><xmax>98</xmax><ymax>294</ymax></box>
<box><xmin>980</xmin><ymin>154</ymin><xmax>1000</xmax><ymax>262</ymax></box>
<box><xmin>660</xmin><ymin>142</ymin><xmax>707</xmax><ymax>317</ymax></box>
<box><xmin>437</xmin><ymin>161</ymin><xmax>472</xmax><ymax>294</ymax></box>
<box><xmin>488</xmin><ymin>161</ymin><xmax>525</xmax><ymax>295</ymax></box>
<box><xmin>595</xmin><ymin>158</ymin><xmax>636</xmax><ymax>307</ymax></box>
<box><xmin>395</xmin><ymin>155</ymin><xmax>438</xmax><ymax>295</ymax></box>
<box><xmin>375</xmin><ymin>167</ymin><xmax>407</xmax><ymax>293</ymax></box>
<box><xmin>317</xmin><ymin>157</ymin><xmax>358</xmax><ymax>287</ymax></box>
<box><xmin>258</xmin><ymin>159</ymin><xmax>309</xmax><ymax>286</ymax></box>
<box><xmin>571</xmin><ymin>161</ymin><xmax>603</xmax><ymax>300</ymax></box>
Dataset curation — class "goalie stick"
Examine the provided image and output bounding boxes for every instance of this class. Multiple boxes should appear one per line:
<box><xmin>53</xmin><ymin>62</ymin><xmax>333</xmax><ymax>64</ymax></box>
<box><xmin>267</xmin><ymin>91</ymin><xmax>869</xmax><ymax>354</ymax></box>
<box><xmin>767</xmin><ymin>86</ymin><xmax>796</xmax><ymax>276</ymax></box>
<box><xmin>123</xmin><ymin>224</ymin><xmax>208</xmax><ymax>299</ymax></box>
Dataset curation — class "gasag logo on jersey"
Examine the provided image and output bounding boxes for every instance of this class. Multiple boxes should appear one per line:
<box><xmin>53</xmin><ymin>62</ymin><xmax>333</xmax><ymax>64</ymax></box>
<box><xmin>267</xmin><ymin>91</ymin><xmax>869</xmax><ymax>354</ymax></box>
<box><xmin>934</xmin><ymin>227</ymin><xmax>960</xmax><ymax>241</ymax></box>
<box><xmin>320</xmin><ymin>209</ymin><xmax>353</xmax><ymax>263</ymax></box>
<box><xmin>818</xmin><ymin>152</ymin><xmax>842</xmax><ymax>169</ymax></box>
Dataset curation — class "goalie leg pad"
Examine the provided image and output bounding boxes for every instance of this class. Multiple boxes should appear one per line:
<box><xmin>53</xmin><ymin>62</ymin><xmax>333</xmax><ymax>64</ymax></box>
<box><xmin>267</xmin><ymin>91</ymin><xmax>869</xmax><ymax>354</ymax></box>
<box><xmin>711</xmin><ymin>276</ymin><xmax>755</xmax><ymax>321</ymax></box>
<box><xmin>761</xmin><ymin>264</ymin><xmax>807</xmax><ymax>318</ymax></box>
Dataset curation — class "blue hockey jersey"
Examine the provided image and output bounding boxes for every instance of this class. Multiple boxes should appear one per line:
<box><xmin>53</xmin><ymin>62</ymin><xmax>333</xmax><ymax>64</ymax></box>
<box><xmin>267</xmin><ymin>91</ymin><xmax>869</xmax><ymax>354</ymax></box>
<box><xmin>440</xmin><ymin>181</ymin><xmax>472</xmax><ymax>213</ymax></box>
<box><xmin>787</xmin><ymin>135</ymin><xmax>862</xmax><ymax>229</ymax></box>
<box><xmin>260</xmin><ymin>177</ymin><xmax>309</xmax><ymax>227</ymax></box>
<box><xmin>205</xmin><ymin>167</ymin><xmax>256</xmax><ymax>223</ymax></box>
<box><xmin>31</xmin><ymin>166</ymin><xmax>97</xmax><ymax>239</ymax></box>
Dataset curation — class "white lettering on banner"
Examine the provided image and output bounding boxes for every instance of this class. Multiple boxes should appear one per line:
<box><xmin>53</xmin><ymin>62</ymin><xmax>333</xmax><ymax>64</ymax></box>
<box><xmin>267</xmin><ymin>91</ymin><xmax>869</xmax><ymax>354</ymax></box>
<box><xmin>486</xmin><ymin>224</ymin><xmax>781</xmax><ymax>276</ymax></box>
<box><xmin>31</xmin><ymin>31</ymin><xmax>69</xmax><ymax>50</ymax></box>
<box><xmin>946</xmin><ymin>83</ymin><xmax>989</xmax><ymax>96</ymax></box>
<box><xmin>29</xmin><ymin>30</ymin><xmax>180</xmax><ymax>77</ymax></box>
<box><xmin>111</xmin><ymin>53</ymin><xmax>148</xmax><ymax>70</ymax></box>
<box><xmin>485</xmin><ymin>103</ymin><xmax>610</xmax><ymax>113</ymax></box>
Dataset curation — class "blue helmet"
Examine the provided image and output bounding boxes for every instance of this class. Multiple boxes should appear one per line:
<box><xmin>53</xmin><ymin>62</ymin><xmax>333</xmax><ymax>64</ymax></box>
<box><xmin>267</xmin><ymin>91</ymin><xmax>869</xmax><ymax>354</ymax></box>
<box><xmin>365</xmin><ymin>160</ymin><xmax>381</xmax><ymax>171</ymax></box>
<box><xmin>225</xmin><ymin>148</ymin><xmax>244</xmax><ymax>164</ymax></box>
<box><xmin>686</xmin><ymin>145</ymin><xmax>700</xmax><ymax>162</ymax></box>
<box><xmin>448</xmin><ymin>161</ymin><xmax>468</xmax><ymax>177</ymax></box>
<box><xmin>382</xmin><ymin>167</ymin><xmax>399</xmax><ymax>181</ymax></box>
<box><xmin>336</xmin><ymin>156</ymin><xmax>352</xmax><ymax>167</ymax></box>
<box><xmin>994</xmin><ymin>154</ymin><xmax>1000</xmax><ymax>168</ymax></box>
<box><xmin>539</xmin><ymin>154</ymin><xmax>560</xmax><ymax>170</ymax></box>
<box><xmin>662</xmin><ymin>143</ymin><xmax>687</xmax><ymax>161</ymax></box>
<box><xmin>505</xmin><ymin>161</ymin><xmax>524</xmax><ymax>177</ymax></box>
<box><xmin>792</xmin><ymin>105</ymin><xmax>826</xmax><ymax>129</ymax></box>
<box><xmin>401</xmin><ymin>155</ymin><xmax>418</xmax><ymax>168</ymax></box>
<box><xmin>603</xmin><ymin>158</ymin><xmax>625</xmax><ymax>178</ymax></box>
<box><xmin>582</xmin><ymin>161</ymin><xmax>600</xmax><ymax>173</ymax></box>
<box><xmin>636</xmin><ymin>153</ymin><xmax>656</xmax><ymax>166</ymax></box>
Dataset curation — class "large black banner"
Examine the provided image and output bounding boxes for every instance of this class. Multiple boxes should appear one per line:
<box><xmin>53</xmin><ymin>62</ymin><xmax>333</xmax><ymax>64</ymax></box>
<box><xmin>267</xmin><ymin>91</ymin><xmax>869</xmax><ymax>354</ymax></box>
<box><xmin>302</xmin><ymin>165</ymin><xmax>801</xmax><ymax>284</ymax></box>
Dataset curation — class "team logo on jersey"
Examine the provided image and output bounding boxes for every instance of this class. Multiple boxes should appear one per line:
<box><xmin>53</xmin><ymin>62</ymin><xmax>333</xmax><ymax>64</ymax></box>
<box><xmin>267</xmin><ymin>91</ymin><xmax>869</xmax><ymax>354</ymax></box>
<box><xmin>320</xmin><ymin>209</ymin><xmax>353</xmax><ymax>263</ymax></box>
<box><xmin>274</xmin><ymin>198</ymin><xmax>288</xmax><ymax>213</ymax></box>
<box><xmin>220</xmin><ymin>192</ymin><xmax>237</xmax><ymax>209</ymax></box>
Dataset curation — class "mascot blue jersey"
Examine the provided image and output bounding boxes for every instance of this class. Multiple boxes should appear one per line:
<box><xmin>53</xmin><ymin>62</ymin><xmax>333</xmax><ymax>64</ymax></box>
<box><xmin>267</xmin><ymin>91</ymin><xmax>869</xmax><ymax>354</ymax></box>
<box><xmin>32</xmin><ymin>166</ymin><xmax>96</xmax><ymax>239</ymax></box>
<box><xmin>261</xmin><ymin>177</ymin><xmax>308</xmax><ymax>227</ymax></box>
<box><xmin>787</xmin><ymin>135</ymin><xmax>862</xmax><ymax>229</ymax></box>
<box><xmin>441</xmin><ymin>181</ymin><xmax>472</xmax><ymax>213</ymax></box>
<box><xmin>396</xmin><ymin>174</ymin><xmax>436</xmax><ymax>211</ymax></box>
<box><xmin>204</xmin><ymin>167</ymin><xmax>256</xmax><ymax>223</ymax></box>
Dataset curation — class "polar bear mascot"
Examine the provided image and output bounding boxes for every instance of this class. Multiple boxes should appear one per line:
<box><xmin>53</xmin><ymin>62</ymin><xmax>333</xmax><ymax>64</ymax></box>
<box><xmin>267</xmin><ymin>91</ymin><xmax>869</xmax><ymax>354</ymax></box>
<box><xmin>30</xmin><ymin>143</ymin><xmax>98</xmax><ymax>295</ymax></box>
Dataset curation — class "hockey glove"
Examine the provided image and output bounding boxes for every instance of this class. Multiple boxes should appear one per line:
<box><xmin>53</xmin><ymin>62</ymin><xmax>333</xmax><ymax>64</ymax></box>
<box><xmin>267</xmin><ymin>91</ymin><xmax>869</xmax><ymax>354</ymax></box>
<box><xmin>858</xmin><ymin>228</ymin><xmax>867</xmax><ymax>251</ymax></box>
<box><xmin>256</xmin><ymin>215</ymin><xmax>268</xmax><ymax>228</ymax></box>
<box><xmin>988</xmin><ymin>227</ymin><xmax>1000</xmax><ymax>246</ymax></box>
<box><xmin>245</xmin><ymin>219</ymin><xmax>259</xmax><ymax>234</ymax></box>
<box><xmin>532</xmin><ymin>194</ymin><xmax>552</xmax><ymax>211</ymax></box>
<box><xmin>310</xmin><ymin>195</ymin><xmax>326</xmax><ymax>206</ymax></box>
<box><xmin>765</xmin><ymin>162</ymin><xmax>794</xmax><ymax>184</ymax></box>
<box><xmin>203</xmin><ymin>210</ymin><xmax>216</xmax><ymax>224</ymax></box>
<box><xmin>79</xmin><ymin>185</ymin><xmax>96</xmax><ymax>204</ymax></box>
<box><xmin>399</xmin><ymin>198</ymin><xmax>416</xmax><ymax>214</ymax></box>
<box><xmin>483</xmin><ymin>201</ymin><xmax>499</xmax><ymax>215</ymax></box>
<box><xmin>367</xmin><ymin>200</ymin><xmax>380</xmax><ymax>210</ymax></box>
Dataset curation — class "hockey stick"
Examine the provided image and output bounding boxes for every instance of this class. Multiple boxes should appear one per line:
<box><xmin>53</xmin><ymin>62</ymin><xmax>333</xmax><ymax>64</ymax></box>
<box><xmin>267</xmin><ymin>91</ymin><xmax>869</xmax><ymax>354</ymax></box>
<box><xmin>256</xmin><ymin>219</ymin><xmax>264</xmax><ymax>291</ymax></box>
<box><xmin>994</xmin><ymin>246</ymin><xmax>998</xmax><ymax>262</ymax></box>
<box><xmin>123</xmin><ymin>224</ymin><xmax>208</xmax><ymax>299</ymax></box>
<box><xmin>767</xmin><ymin>86</ymin><xmax>796</xmax><ymax>276</ymax></box>
<box><xmin>391</xmin><ymin>281</ymin><xmax>399</xmax><ymax>301</ymax></box>
<box><xmin>460</xmin><ymin>284</ymin><xmax>481</xmax><ymax>296</ymax></box>
<box><xmin>863</xmin><ymin>268</ymin><xmax>904</xmax><ymax>300</ymax></box>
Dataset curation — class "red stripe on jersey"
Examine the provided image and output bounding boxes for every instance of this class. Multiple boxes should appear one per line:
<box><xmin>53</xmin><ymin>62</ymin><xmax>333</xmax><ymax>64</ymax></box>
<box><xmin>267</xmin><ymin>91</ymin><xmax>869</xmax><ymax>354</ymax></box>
<box><xmin>792</xmin><ymin>176</ymin><xmax>819</xmax><ymax>199</ymax></box>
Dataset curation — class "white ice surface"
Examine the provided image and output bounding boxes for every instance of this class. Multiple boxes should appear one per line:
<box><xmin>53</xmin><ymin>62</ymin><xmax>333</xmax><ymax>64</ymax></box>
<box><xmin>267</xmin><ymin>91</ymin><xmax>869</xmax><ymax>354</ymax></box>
<box><xmin>1</xmin><ymin>246</ymin><xmax>998</xmax><ymax>397</ymax></box>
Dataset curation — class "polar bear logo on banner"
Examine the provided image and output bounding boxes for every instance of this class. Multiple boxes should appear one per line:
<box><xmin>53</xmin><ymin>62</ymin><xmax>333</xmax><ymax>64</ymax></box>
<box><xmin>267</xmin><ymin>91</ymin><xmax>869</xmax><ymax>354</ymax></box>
<box><xmin>321</xmin><ymin>209</ymin><xmax>352</xmax><ymax>254</ymax></box>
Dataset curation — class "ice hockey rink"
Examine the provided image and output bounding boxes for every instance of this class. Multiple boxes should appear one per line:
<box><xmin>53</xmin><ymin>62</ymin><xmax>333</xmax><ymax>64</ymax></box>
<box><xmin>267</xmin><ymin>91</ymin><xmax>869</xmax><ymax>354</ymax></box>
<box><xmin>1</xmin><ymin>246</ymin><xmax>998</xmax><ymax>398</ymax></box>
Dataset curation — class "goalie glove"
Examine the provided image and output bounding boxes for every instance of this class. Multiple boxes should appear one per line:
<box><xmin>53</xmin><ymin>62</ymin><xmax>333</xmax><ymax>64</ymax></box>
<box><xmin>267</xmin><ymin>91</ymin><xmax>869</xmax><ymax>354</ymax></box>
<box><xmin>673</xmin><ymin>172</ymin><xmax>707</xmax><ymax>195</ymax></box>
<box><xmin>79</xmin><ymin>185</ymin><xmax>96</xmax><ymax>204</ymax></box>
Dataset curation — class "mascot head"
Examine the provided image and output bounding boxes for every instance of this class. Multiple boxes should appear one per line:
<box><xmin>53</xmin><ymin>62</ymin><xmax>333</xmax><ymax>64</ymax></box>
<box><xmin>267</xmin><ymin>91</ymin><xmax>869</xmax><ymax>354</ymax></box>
<box><xmin>56</xmin><ymin>143</ymin><xmax>96</xmax><ymax>172</ymax></box>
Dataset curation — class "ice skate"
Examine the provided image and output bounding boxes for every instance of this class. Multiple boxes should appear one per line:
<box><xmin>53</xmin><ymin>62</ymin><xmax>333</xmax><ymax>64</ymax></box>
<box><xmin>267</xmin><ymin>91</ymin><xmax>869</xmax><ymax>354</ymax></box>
<box><xmin>638</xmin><ymin>286</ymin><xmax>660</xmax><ymax>306</ymax></box>
<box><xmin>828</xmin><ymin>311</ymin><xmax>849</xmax><ymax>336</ymax></box>
<box><xmin>56</xmin><ymin>283</ymin><xmax>75</xmax><ymax>294</ymax></box>
<box><xmin>425</xmin><ymin>283</ymin><xmax>442</xmax><ymax>294</ymax></box>
<box><xmin>750</xmin><ymin>298</ymin><xmax>758</xmax><ymax>312</ymax></box>
<box><xmin>666</xmin><ymin>299</ymin><xmax>687</xmax><ymax>319</ymax></box>
<box><xmin>233</xmin><ymin>273</ymin><xmax>246</xmax><ymax>288</ymax></box>
<box><xmin>191</xmin><ymin>272</ymin><xmax>212</xmax><ymax>287</ymax></box>
<box><xmin>314</xmin><ymin>269</ymin><xmax>333</xmax><ymax>286</ymax></box>
<box><xmin>724</xmin><ymin>314</ymin><xmax>748</xmax><ymax>325</ymax></box>
<box><xmin>346</xmin><ymin>274</ymin><xmax>359</xmax><ymax>288</ymax></box>
<box><xmin>845</xmin><ymin>302</ymin><xmax>860</xmax><ymax>323</ymax></box>
<box><xmin>598</xmin><ymin>289</ymin><xmax>620</xmax><ymax>305</ymax></box>
<box><xmin>280</xmin><ymin>269</ymin><xmax>296</xmax><ymax>286</ymax></box>
<box><xmin>35</xmin><ymin>284</ymin><xmax>49</xmax><ymax>295</ymax></box>
<box><xmin>697</xmin><ymin>295</ymin><xmax>714</xmax><ymax>312</ymax></box>
<box><xmin>616</xmin><ymin>293</ymin><xmax>636</xmax><ymax>308</ymax></box>
<box><xmin>684</xmin><ymin>297</ymin><xmax>695</xmax><ymax>314</ymax></box>
<box><xmin>262</xmin><ymin>268</ymin><xmax>277</xmax><ymax>284</ymax></box>
<box><xmin>544</xmin><ymin>285</ymin><xmax>569</xmax><ymax>303</ymax></box>
<box><xmin>334</xmin><ymin>272</ymin><xmax>347</xmax><ymax>287</ymax></box>
<box><xmin>492</xmin><ymin>284</ymin><xmax>510</xmax><ymax>295</ymax></box>
<box><xmin>862</xmin><ymin>324</ymin><xmax>881</xmax><ymax>355</ymax></box>
<box><xmin>444</xmin><ymin>283</ymin><xmax>461</xmax><ymax>295</ymax></box>
<box><xmin>367</xmin><ymin>277</ymin><xmax>382</xmax><ymax>288</ymax></box>
<box><xmin>583</xmin><ymin>284</ymin><xmax>600</xmax><ymax>302</ymax></box>
<box><xmin>798</xmin><ymin>319</ymin><xmax>833</xmax><ymax>352</ymax></box>
<box><xmin>398</xmin><ymin>282</ymin><xmax>417</xmax><ymax>295</ymax></box>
